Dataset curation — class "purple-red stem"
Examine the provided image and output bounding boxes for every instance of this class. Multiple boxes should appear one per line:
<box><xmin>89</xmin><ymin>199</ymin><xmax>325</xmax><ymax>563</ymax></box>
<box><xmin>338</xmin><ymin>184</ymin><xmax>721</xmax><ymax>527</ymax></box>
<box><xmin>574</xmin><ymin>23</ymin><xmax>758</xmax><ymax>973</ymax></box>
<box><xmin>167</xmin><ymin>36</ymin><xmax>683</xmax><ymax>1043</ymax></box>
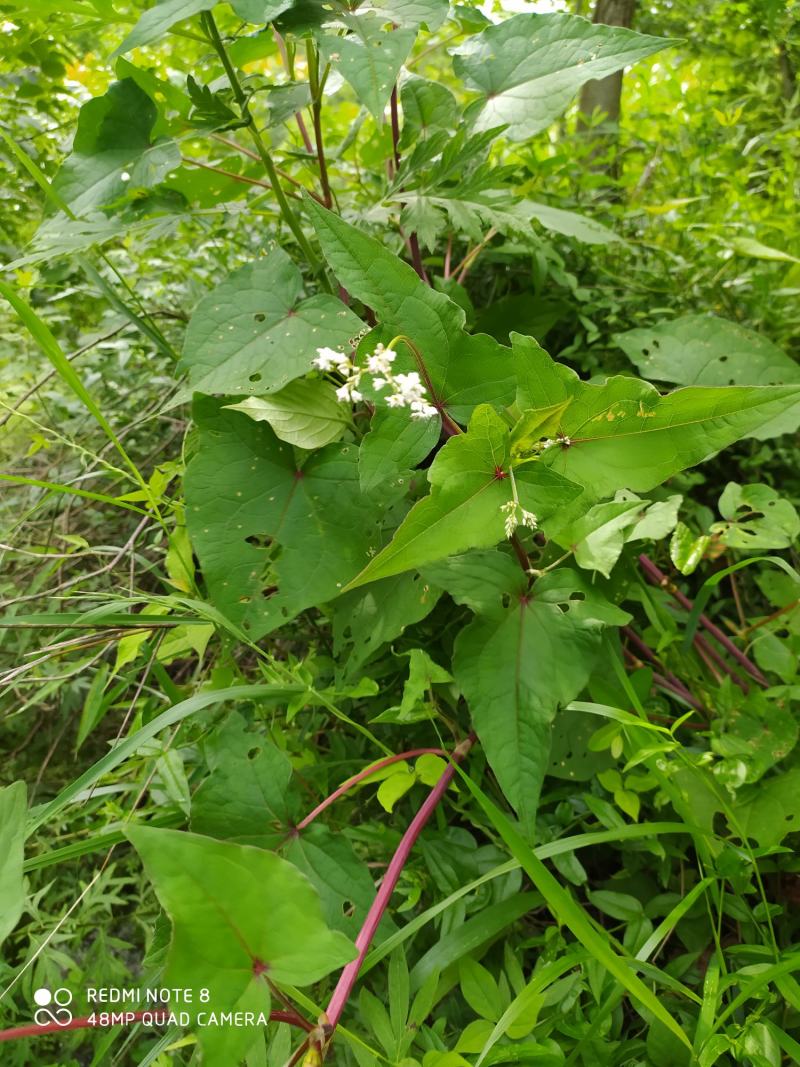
<box><xmin>295</xmin><ymin>748</ymin><xmax>447</xmax><ymax>832</ymax></box>
<box><xmin>324</xmin><ymin>735</ymin><xmax>475</xmax><ymax>1033</ymax></box>
<box><xmin>622</xmin><ymin>627</ymin><xmax>707</xmax><ymax>713</ymax></box>
<box><xmin>389</xmin><ymin>85</ymin><xmax>429</xmax><ymax>283</ymax></box>
<box><xmin>638</xmin><ymin>555</ymin><xmax>767</xmax><ymax>687</ymax></box>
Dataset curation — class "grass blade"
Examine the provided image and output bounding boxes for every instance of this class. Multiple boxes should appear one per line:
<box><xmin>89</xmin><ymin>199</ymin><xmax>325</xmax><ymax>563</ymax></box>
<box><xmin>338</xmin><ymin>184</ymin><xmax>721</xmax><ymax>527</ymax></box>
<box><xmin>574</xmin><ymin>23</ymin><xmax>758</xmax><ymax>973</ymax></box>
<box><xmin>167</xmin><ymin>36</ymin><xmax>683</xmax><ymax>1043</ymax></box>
<box><xmin>456</xmin><ymin>765</ymin><xmax>693</xmax><ymax>1050</ymax></box>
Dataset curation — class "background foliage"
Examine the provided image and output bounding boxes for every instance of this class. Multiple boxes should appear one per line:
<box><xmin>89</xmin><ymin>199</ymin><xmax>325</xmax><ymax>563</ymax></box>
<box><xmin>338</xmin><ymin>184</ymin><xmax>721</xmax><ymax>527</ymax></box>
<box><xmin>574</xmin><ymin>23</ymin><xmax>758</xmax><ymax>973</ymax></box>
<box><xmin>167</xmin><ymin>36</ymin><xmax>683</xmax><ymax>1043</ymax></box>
<box><xmin>1</xmin><ymin>1</ymin><xmax>800</xmax><ymax>1066</ymax></box>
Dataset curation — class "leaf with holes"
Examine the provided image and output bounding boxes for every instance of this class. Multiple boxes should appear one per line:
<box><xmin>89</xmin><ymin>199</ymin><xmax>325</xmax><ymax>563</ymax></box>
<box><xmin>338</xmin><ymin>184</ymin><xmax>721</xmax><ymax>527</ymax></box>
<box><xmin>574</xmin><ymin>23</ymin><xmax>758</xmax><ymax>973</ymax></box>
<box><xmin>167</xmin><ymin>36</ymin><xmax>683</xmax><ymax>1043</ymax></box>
<box><xmin>342</xmin><ymin>405</ymin><xmax>581</xmax><ymax>591</ymax></box>
<box><xmin>452</xmin><ymin>12</ymin><xmax>673</xmax><ymax>140</ymax></box>
<box><xmin>52</xmin><ymin>79</ymin><xmax>179</xmax><ymax>215</ymax></box>
<box><xmin>713</xmin><ymin>483</ymin><xmax>800</xmax><ymax>550</ymax></box>
<box><xmin>126</xmin><ymin>826</ymin><xmax>355</xmax><ymax>1064</ymax></box>
<box><xmin>185</xmin><ymin>398</ymin><xmax>385</xmax><ymax>637</ymax></box>
<box><xmin>308</xmin><ymin>199</ymin><xmax>516</xmax><ymax>421</ymax></box>
<box><xmin>180</xmin><ymin>249</ymin><xmax>363</xmax><ymax>397</ymax></box>
<box><xmin>191</xmin><ymin>713</ymin><xmax>292</xmax><ymax>847</ymax></box>
<box><xmin>615</xmin><ymin>314</ymin><xmax>800</xmax><ymax>439</ymax></box>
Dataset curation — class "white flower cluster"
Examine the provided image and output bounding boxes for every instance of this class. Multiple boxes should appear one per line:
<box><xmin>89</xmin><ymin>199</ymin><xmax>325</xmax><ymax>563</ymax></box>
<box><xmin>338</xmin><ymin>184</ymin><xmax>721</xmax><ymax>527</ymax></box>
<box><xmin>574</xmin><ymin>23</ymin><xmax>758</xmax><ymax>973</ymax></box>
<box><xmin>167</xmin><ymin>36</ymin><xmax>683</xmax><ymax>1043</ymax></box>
<box><xmin>500</xmin><ymin>499</ymin><xmax>538</xmax><ymax>540</ymax></box>
<box><xmin>313</xmin><ymin>344</ymin><xmax>438</xmax><ymax>419</ymax></box>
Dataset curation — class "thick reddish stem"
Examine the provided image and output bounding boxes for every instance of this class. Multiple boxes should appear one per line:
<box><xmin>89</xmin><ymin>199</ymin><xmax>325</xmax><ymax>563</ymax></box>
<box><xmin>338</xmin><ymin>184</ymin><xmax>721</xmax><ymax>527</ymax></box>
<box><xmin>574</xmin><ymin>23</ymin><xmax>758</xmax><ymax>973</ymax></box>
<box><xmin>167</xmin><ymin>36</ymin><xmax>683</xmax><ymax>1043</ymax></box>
<box><xmin>324</xmin><ymin>735</ymin><xmax>475</xmax><ymax>1033</ymax></box>
<box><xmin>295</xmin><ymin>748</ymin><xmax>447</xmax><ymax>831</ymax></box>
<box><xmin>638</xmin><ymin>555</ymin><xmax>767</xmax><ymax>687</ymax></box>
<box><xmin>622</xmin><ymin>626</ymin><xmax>707</xmax><ymax>712</ymax></box>
<box><xmin>0</xmin><ymin>1010</ymin><xmax>303</xmax><ymax>1043</ymax></box>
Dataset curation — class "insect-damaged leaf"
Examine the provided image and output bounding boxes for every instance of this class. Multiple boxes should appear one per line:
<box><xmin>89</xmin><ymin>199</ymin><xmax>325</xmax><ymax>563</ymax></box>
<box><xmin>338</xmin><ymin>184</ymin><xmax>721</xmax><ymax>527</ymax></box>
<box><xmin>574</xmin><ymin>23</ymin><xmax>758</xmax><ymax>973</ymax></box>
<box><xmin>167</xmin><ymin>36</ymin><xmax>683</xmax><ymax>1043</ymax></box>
<box><xmin>185</xmin><ymin>397</ymin><xmax>386</xmax><ymax>637</ymax></box>
<box><xmin>180</xmin><ymin>249</ymin><xmax>362</xmax><ymax>397</ymax></box>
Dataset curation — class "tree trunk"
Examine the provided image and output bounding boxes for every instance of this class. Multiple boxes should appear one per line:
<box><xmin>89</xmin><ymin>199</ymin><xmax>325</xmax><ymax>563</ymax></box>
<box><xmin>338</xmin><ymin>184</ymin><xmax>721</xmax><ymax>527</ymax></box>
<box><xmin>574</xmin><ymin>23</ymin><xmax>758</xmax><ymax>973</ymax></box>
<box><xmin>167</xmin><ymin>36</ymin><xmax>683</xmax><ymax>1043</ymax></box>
<box><xmin>578</xmin><ymin>0</ymin><xmax>637</xmax><ymax>127</ymax></box>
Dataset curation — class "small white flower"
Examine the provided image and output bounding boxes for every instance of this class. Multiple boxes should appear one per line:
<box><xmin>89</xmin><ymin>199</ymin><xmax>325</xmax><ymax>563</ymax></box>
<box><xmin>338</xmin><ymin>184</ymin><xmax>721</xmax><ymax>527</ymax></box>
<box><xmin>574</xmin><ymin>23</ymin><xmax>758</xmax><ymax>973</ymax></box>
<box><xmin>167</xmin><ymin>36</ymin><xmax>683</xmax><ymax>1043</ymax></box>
<box><xmin>372</xmin><ymin>378</ymin><xmax>388</xmax><ymax>391</ymax></box>
<box><xmin>540</xmin><ymin>438</ymin><xmax>554</xmax><ymax>450</ymax></box>
<box><xmin>120</xmin><ymin>171</ymin><xmax>131</xmax><ymax>182</ymax></box>
<box><xmin>410</xmin><ymin>400</ymin><xmax>438</xmax><ymax>419</ymax></box>
<box><xmin>386</xmin><ymin>393</ymin><xmax>405</xmax><ymax>407</ymax></box>
<box><xmin>314</xmin><ymin>346</ymin><xmax>349</xmax><ymax>371</ymax></box>
<box><xmin>521</xmin><ymin>509</ymin><xmax>538</xmax><ymax>529</ymax></box>
<box><xmin>366</xmin><ymin>347</ymin><xmax>397</xmax><ymax>376</ymax></box>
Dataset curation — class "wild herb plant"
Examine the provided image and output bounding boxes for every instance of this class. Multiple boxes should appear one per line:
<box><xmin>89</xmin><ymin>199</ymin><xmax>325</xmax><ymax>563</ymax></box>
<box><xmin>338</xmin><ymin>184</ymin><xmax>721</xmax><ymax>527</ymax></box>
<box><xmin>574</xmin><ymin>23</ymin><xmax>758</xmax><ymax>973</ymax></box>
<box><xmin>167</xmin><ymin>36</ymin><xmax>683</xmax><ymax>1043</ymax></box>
<box><xmin>1</xmin><ymin>2</ymin><xmax>800</xmax><ymax>1066</ymax></box>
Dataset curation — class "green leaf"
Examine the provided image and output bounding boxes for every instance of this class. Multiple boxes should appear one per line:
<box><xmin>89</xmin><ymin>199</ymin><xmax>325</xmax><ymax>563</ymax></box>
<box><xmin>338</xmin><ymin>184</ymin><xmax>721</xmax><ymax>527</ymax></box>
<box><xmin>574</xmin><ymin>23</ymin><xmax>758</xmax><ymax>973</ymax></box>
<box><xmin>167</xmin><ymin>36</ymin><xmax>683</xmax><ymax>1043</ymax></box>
<box><xmin>513</xmin><ymin>334</ymin><xmax>800</xmax><ymax>509</ymax></box>
<box><xmin>226</xmin><ymin>379</ymin><xmax>349</xmax><ymax>449</ymax></box>
<box><xmin>191</xmin><ymin>712</ymin><xmax>292</xmax><ymax>847</ymax></box>
<box><xmin>0</xmin><ymin>781</ymin><xmax>26</xmax><ymax>947</ymax></box>
<box><xmin>615</xmin><ymin>314</ymin><xmax>800</xmax><ymax>440</ymax></box>
<box><xmin>460</xmin><ymin>957</ymin><xmax>504</xmax><ymax>1022</ymax></box>
<box><xmin>52</xmin><ymin>79</ymin><xmax>179</xmax><ymax>215</ymax></box>
<box><xmin>342</xmin><ymin>405</ymin><xmax>580</xmax><ymax>590</ymax></box>
<box><xmin>374</xmin><ymin>648</ymin><xmax>452</xmax><ymax>723</ymax></box>
<box><xmin>366</xmin><ymin>0</ymin><xmax>448</xmax><ymax>30</ymax></box>
<box><xmin>180</xmin><ymin>250</ymin><xmax>362</xmax><ymax>397</ymax></box>
<box><xmin>29</xmin><ymin>684</ymin><xmax>304</xmax><ymax>836</ymax></box>
<box><xmin>285</xmin><ymin>824</ymin><xmax>380</xmax><ymax>937</ymax></box>
<box><xmin>525</xmin><ymin>201</ymin><xmax>622</xmax><ymax>245</ymax></box>
<box><xmin>308</xmin><ymin>199</ymin><xmax>517</xmax><ymax>421</ymax></box>
<box><xmin>318</xmin><ymin>15</ymin><xmax>416</xmax><ymax>122</ymax></box>
<box><xmin>454</xmin><ymin>589</ymin><xmax>603</xmax><ymax>837</ymax></box>
<box><xmin>729</xmin><ymin>236</ymin><xmax>800</xmax><ymax>264</ymax></box>
<box><xmin>185</xmin><ymin>398</ymin><xmax>385</xmax><ymax>636</ymax></box>
<box><xmin>126</xmin><ymin>826</ymin><xmax>355</xmax><ymax>1062</ymax></box>
<box><xmin>359</xmin><ymin>407</ymin><xmax>440</xmax><ymax>493</ymax></box>
<box><xmin>714</xmin><ymin>483</ymin><xmax>800</xmax><ymax>550</ymax></box>
<box><xmin>452</xmin><ymin>12</ymin><xmax>673</xmax><ymax>140</ymax></box>
<box><xmin>230</xmin><ymin>0</ymin><xmax>293</xmax><ymax>22</ymax></box>
<box><xmin>421</xmin><ymin>549</ymin><xmax>526</xmax><ymax>617</ymax></box>
<box><xmin>400</xmin><ymin>72</ymin><xmax>456</xmax><ymax>147</ymax></box>
<box><xmin>669</xmin><ymin>521</ymin><xmax>710</xmax><ymax>575</ymax></box>
<box><xmin>555</xmin><ymin>498</ymin><xmax>646</xmax><ymax>578</ymax></box>
<box><xmin>378</xmin><ymin>769</ymin><xmax>417</xmax><ymax>811</ymax></box>
<box><xmin>331</xmin><ymin>572</ymin><xmax>442</xmax><ymax>678</ymax></box>
<box><xmin>115</xmin><ymin>0</ymin><xmax>214</xmax><ymax>53</ymax></box>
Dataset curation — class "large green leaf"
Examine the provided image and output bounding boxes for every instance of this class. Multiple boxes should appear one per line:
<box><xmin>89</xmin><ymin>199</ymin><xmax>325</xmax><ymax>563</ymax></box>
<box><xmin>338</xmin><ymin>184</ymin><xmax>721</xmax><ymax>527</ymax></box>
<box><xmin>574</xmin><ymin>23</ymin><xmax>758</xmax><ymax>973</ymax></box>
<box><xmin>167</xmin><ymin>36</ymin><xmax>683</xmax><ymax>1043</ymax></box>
<box><xmin>191</xmin><ymin>713</ymin><xmax>292</xmax><ymax>847</ymax></box>
<box><xmin>185</xmin><ymin>398</ymin><xmax>384</xmax><ymax>636</ymax></box>
<box><xmin>318</xmin><ymin>15</ymin><xmax>416</xmax><ymax>121</ymax></box>
<box><xmin>226</xmin><ymin>379</ymin><xmax>349</xmax><ymax>449</ymax></box>
<box><xmin>0</xmin><ymin>781</ymin><xmax>26</xmax><ymax>947</ymax></box>
<box><xmin>615</xmin><ymin>314</ymin><xmax>800</xmax><ymax>440</ymax></box>
<box><xmin>454</xmin><ymin>579</ymin><xmax>603</xmax><ymax>838</ymax></box>
<box><xmin>513</xmin><ymin>334</ymin><xmax>800</xmax><ymax>511</ymax></box>
<box><xmin>342</xmin><ymin>405</ymin><xmax>581</xmax><ymax>590</ymax></box>
<box><xmin>452</xmin><ymin>12</ymin><xmax>673</xmax><ymax>140</ymax></box>
<box><xmin>180</xmin><ymin>250</ymin><xmax>362</xmax><ymax>397</ymax></box>
<box><xmin>52</xmin><ymin>79</ymin><xmax>179</xmax><ymax>215</ymax></box>
<box><xmin>126</xmin><ymin>826</ymin><xmax>355</xmax><ymax>1064</ymax></box>
<box><xmin>308</xmin><ymin>200</ymin><xmax>516</xmax><ymax>421</ymax></box>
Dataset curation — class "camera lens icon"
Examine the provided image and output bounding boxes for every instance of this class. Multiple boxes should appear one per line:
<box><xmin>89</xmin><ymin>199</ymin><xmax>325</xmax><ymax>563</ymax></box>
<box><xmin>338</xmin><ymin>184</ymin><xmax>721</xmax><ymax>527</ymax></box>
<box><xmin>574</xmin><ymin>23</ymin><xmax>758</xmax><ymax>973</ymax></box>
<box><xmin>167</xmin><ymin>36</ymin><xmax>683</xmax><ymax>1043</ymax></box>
<box><xmin>33</xmin><ymin>987</ymin><xmax>73</xmax><ymax>1026</ymax></box>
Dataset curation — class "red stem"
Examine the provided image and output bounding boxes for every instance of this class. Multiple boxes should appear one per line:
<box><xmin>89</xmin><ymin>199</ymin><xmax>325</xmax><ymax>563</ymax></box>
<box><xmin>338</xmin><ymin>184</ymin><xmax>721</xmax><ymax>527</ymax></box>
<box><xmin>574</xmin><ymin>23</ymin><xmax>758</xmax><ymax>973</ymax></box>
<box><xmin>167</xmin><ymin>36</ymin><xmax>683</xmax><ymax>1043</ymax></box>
<box><xmin>389</xmin><ymin>85</ymin><xmax>429</xmax><ymax>283</ymax></box>
<box><xmin>0</xmin><ymin>1010</ymin><xmax>304</xmax><ymax>1043</ymax></box>
<box><xmin>295</xmin><ymin>748</ymin><xmax>447</xmax><ymax>831</ymax></box>
<box><xmin>324</xmin><ymin>735</ymin><xmax>475</xmax><ymax>1033</ymax></box>
<box><xmin>622</xmin><ymin>626</ymin><xmax>707</xmax><ymax>712</ymax></box>
<box><xmin>638</xmin><ymin>555</ymin><xmax>767</xmax><ymax>687</ymax></box>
